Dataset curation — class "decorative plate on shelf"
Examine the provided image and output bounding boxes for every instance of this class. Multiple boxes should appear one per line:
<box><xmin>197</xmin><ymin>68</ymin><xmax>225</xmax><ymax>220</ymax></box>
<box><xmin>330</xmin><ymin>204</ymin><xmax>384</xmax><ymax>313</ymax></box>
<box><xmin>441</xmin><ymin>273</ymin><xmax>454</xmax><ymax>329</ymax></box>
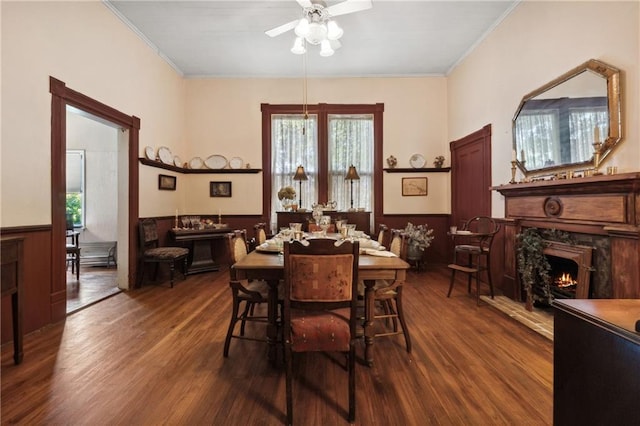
<box><xmin>204</xmin><ymin>154</ymin><xmax>228</xmax><ymax>169</ymax></box>
<box><xmin>173</xmin><ymin>156</ymin><xmax>182</xmax><ymax>167</ymax></box>
<box><xmin>158</xmin><ymin>146</ymin><xmax>173</xmax><ymax>165</ymax></box>
<box><xmin>409</xmin><ymin>153</ymin><xmax>426</xmax><ymax>168</ymax></box>
<box><xmin>144</xmin><ymin>146</ymin><xmax>155</xmax><ymax>160</ymax></box>
<box><xmin>229</xmin><ymin>157</ymin><xmax>243</xmax><ymax>169</ymax></box>
<box><xmin>188</xmin><ymin>157</ymin><xmax>204</xmax><ymax>169</ymax></box>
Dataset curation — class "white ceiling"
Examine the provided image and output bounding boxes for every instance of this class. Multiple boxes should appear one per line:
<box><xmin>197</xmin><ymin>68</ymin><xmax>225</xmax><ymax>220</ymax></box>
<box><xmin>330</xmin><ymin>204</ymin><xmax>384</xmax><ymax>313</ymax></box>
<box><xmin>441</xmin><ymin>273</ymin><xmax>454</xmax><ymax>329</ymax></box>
<box><xmin>105</xmin><ymin>0</ymin><xmax>518</xmax><ymax>78</ymax></box>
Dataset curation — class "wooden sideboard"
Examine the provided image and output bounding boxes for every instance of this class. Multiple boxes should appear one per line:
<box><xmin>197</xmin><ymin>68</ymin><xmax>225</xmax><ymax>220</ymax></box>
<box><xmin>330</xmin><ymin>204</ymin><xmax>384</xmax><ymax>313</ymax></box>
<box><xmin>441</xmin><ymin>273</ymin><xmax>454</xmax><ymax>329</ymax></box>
<box><xmin>277</xmin><ymin>211</ymin><xmax>371</xmax><ymax>234</ymax></box>
<box><xmin>1</xmin><ymin>237</ymin><xmax>24</xmax><ymax>364</ymax></box>
<box><xmin>553</xmin><ymin>299</ymin><xmax>640</xmax><ymax>424</ymax></box>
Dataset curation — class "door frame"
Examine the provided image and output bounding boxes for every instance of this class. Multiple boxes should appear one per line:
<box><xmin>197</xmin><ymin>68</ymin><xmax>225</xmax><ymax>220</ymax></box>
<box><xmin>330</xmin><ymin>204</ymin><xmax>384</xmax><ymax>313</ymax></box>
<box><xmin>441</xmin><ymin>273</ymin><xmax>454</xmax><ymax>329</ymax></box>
<box><xmin>50</xmin><ymin>77</ymin><xmax>140</xmax><ymax>321</ymax></box>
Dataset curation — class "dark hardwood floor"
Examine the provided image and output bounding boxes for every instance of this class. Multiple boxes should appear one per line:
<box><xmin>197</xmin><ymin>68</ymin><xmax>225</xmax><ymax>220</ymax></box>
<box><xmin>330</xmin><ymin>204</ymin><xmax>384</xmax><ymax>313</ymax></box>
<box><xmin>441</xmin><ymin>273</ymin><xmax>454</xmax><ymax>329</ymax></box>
<box><xmin>2</xmin><ymin>264</ymin><xmax>553</xmax><ymax>425</ymax></box>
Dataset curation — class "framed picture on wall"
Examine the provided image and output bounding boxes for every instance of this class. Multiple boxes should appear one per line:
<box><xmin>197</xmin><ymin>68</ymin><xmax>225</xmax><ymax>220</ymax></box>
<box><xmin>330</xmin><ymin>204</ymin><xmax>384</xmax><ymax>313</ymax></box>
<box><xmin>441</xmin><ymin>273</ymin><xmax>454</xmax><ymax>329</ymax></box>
<box><xmin>158</xmin><ymin>174</ymin><xmax>176</xmax><ymax>191</ymax></box>
<box><xmin>210</xmin><ymin>181</ymin><xmax>232</xmax><ymax>197</ymax></box>
<box><xmin>402</xmin><ymin>177</ymin><xmax>428</xmax><ymax>196</ymax></box>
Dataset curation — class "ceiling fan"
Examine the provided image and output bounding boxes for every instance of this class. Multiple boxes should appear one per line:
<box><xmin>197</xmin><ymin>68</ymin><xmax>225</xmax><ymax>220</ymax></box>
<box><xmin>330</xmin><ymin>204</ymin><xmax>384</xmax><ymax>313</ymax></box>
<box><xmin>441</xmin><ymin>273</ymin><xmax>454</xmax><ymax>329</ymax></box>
<box><xmin>265</xmin><ymin>0</ymin><xmax>372</xmax><ymax>57</ymax></box>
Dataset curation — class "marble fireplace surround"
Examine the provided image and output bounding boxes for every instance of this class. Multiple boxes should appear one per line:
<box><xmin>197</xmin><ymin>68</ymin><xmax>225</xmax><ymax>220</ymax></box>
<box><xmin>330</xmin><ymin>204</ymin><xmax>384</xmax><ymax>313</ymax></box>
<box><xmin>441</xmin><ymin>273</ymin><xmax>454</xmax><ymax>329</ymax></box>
<box><xmin>494</xmin><ymin>172</ymin><xmax>640</xmax><ymax>299</ymax></box>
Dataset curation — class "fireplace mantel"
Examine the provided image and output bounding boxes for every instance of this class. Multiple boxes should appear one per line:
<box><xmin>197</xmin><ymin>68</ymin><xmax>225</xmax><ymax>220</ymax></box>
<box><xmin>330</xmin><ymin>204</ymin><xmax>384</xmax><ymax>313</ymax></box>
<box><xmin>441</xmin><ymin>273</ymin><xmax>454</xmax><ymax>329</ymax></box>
<box><xmin>493</xmin><ymin>171</ymin><xmax>640</xmax><ymax>299</ymax></box>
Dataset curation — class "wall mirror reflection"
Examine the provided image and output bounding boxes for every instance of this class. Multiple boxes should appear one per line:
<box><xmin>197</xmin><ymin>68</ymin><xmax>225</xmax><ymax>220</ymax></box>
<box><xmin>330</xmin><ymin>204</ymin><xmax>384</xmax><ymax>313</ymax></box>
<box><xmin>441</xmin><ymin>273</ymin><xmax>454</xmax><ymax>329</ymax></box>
<box><xmin>513</xmin><ymin>59</ymin><xmax>622</xmax><ymax>175</ymax></box>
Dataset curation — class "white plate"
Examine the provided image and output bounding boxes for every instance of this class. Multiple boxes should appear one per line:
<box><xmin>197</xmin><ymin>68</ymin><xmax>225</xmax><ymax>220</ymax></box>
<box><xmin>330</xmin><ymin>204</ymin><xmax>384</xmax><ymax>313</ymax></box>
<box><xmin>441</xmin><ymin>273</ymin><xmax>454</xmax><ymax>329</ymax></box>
<box><xmin>144</xmin><ymin>146</ymin><xmax>155</xmax><ymax>160</ymax></box>
<box><xmin>204</xmin><ymin>154</ymin><xmax>228</xmax><ymax>169</ymax></box>
<box><xmin>173</xmin><ymin>156</ymin><xmax>182</xmax><ymax>167</ymax></box>
<box><xmin>410</xmin><ymin>153</ymin><xmax>425</xmax><ymax>168</ymax></box>
<box><xmin>188</xmin><ymin>157</ymin><xmax>204</xmax><ymax>169</ymax></box>
<box><xmin>229</xmin><ymin>157</ymin><xmax>243</xmax><ymax>169</ymax></box>
<box><xmin>158</xmin><ymin>146</ymin><xmax>173</xmax><ymax>164</ymax></box>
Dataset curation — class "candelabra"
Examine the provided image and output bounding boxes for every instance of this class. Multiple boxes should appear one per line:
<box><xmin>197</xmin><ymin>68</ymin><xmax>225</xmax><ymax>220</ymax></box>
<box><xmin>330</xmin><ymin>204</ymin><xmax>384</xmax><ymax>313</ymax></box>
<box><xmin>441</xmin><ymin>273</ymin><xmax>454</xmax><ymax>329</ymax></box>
<box><xmin>510</xmin><ymin>160</ymin><xmax>517</xmax><ymax>184</ymax></box>
<box><xmin>592</xmin><ymin>141</ymin><xmax>603</xmax><ymax>175</ymax></box>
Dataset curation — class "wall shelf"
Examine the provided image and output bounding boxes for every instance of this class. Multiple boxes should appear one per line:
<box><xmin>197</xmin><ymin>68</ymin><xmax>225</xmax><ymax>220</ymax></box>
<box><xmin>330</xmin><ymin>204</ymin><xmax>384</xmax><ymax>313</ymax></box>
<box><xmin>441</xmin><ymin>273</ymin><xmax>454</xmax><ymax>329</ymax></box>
<box><xmin>384</xmin><ymin>167</ymin><xmax>450</xmax><ymax>173</ymax></box>
<box><xmin>139</xmin><ymin>158</ymin><xmax>262</xmax><ymax>174</ymax></box>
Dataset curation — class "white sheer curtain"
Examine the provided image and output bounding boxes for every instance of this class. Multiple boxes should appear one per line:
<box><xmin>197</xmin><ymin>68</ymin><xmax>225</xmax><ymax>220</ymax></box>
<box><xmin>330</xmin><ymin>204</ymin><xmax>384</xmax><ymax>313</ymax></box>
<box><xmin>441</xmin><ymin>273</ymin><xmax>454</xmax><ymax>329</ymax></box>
<box><xmin>569</xmin><ymin>107</ymin><xmax>608</xmax><ymax>163</ymax></box>
<box><xmin>327</xmin><ymin>114</ymin><xmax>373</xmax><ymax>211</ymax></box>
<box><xmin>515</xmin><ymin>110</ymin><xmax>559</xmax><ymax>169</ymax></box>
<box><xmin>271</xmin><ymin>114</ymin><xmax>318</xmax><ymax>232</ymax></box>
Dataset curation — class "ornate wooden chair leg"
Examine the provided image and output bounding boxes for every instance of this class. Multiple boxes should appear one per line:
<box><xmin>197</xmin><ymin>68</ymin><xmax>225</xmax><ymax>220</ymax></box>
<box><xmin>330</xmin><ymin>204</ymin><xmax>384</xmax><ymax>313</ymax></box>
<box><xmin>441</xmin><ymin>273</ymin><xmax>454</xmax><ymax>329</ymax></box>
<box><xmin>395</xmin><ymin>288</ymin><xmax>412</xmax><ymax>353</ymax></box>
<box><xmin>223</xmin><ymin>290</ymin><xmax>240</xmax><ymax>357</ymax></box>
<box><xmin>169</xmin><ymin>262</ymin><xmax>175</xmax><ymax>288</ymax></box>
<box><xmin>447</xmin><ymin>268</ymin><xmax>456</xmax><ymax>297</ymax></box>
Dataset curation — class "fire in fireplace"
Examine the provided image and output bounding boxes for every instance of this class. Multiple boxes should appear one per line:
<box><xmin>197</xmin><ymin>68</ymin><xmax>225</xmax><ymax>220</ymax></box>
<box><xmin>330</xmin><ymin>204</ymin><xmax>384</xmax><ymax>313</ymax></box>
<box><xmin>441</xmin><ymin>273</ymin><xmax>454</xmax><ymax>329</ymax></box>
<box><xmin>542</xmin><ymin>241</ymin><xmax>593</xmax><ymax>300</ymax></box>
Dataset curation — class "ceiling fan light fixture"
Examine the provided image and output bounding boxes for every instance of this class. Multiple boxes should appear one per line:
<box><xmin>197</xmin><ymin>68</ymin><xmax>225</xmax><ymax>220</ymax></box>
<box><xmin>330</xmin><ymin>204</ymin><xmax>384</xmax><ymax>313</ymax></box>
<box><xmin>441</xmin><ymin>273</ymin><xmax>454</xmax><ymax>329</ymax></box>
<box><xmin>326</xmin><ymin>20</ymin><xmax>343</xmax><ymax>40</ymax></box>
<box><xmin>291</xmin><ymin>37</ymin><xmax>306</xmax><ymax>55</ymax></box>
<box><xmin>294</xmin><ymin>18</ymin><xmax>310</xmax><ymax>37</ymax></box>
<box><xmin>319</xmin><ymin>39</ymin><xmax>334</xmax><ymax>57</ymax></box>
<box><xmin>306</xmin><ymin>22</ymin><xmax>327</xmax><ymax>45</ymax></box>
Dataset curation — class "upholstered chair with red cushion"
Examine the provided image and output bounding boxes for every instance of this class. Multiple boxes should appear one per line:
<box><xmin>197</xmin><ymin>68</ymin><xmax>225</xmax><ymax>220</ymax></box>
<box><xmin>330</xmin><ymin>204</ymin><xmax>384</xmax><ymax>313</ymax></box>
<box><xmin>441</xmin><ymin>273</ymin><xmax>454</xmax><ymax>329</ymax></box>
<box><xmin>283</xmin><ymin>238</ymin><xmax>359</xmax><ymax>425</ymax></box>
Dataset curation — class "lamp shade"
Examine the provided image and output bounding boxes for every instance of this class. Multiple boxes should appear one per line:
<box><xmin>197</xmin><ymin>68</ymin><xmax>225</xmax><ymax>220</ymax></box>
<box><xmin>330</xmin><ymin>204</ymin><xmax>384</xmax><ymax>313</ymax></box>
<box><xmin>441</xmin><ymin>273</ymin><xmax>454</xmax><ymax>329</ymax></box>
<box><xmin>345</xmin><ymin>165</ymin><xmax>360</xmax><ymax>180</ymax></box>
<box><xmin>293</xmin><ymin>165</ymin><xmax>308</xmax><ymax>181</ymax></box>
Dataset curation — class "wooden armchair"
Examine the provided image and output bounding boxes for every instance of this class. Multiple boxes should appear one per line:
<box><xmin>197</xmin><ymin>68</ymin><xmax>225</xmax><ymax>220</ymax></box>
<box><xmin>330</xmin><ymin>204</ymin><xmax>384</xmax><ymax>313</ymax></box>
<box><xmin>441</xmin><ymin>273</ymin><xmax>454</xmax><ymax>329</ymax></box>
<box><xmin>283</xmin><ymin>238</ymin><xmax>359</xmax><ymax>424</ymax></box>
<box><xmin>368</xmin><ymin>229</ymin><xmax>412</xmax><ymax>353</ymax></box>
<box><xmin>137</xmin><ymin>218</ymin><xmax>188</xmax><ymax>288</ymax></box>
<box><xmin>223</xmin><ymin>229</ymin><xmax>274</xmax><ymax>357</ymax></box>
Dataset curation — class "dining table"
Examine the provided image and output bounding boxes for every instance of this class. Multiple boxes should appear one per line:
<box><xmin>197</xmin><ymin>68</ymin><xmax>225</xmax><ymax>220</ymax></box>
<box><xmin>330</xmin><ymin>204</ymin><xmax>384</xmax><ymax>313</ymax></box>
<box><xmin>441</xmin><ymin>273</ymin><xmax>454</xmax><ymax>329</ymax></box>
<box><xmin>230</xmin><ymin>243</ymin><xmax>410</xmax><ymax>366</ymax></box>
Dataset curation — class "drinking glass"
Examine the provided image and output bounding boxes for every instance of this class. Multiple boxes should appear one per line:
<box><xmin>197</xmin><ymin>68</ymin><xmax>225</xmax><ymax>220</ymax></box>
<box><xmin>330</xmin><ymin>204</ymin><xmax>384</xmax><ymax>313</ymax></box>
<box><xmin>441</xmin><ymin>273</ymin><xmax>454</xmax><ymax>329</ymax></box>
<box><xmin>181</xmin><ymin>216</ymin><xmax>189</xmax><ymax>229</ymax></box>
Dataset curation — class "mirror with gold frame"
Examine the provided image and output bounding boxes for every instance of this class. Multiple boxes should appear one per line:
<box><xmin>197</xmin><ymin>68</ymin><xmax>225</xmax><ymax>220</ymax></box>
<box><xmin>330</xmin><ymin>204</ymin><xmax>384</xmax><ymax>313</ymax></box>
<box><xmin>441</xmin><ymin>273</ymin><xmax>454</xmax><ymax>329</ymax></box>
<box><xmin>513</xmin><ymin>59</ymin><xmax>622</xmax><ymax>175</ymax></box>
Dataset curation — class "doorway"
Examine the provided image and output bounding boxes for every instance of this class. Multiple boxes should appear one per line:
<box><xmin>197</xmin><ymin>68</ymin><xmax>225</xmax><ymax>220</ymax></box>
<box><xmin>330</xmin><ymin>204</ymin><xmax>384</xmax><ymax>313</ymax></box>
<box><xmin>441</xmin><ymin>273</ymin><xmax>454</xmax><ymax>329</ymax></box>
<box><xmin>50</xmin><ymin>77</ymin><xmax>140</xmax><ymax>322</ymax></box>
<box><xmin>65</xmin><ymin>107</ymin><xmax>122</xmax><ymax>313</ymax></box>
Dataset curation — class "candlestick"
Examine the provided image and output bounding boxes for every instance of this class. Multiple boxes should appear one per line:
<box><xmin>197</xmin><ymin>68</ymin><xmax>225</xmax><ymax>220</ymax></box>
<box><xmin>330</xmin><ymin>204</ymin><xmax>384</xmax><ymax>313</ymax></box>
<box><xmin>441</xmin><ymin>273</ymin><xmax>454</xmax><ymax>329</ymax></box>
<box><xmin>511</xmin><ymin>149</ymin><xmax>516</xmax><ymax>162</ymax></box>
<box><xmin>594</xmin><ymin>126</ymin><xmax>600</xmax><ymax>143</ymax></box>
<box><xmin>174</xmin><ymin>209</ymin><xmax>179</xmax><ymax>229</ymax></box>
<box><xmin>218</xmin><ymin>209</ymin><xmax>222</xmax><ymax>224</ymax></box>
<box><xmin>510</xmin><ymin>160</ymin><xmax>517</xmax><ymax>184</ymax></box>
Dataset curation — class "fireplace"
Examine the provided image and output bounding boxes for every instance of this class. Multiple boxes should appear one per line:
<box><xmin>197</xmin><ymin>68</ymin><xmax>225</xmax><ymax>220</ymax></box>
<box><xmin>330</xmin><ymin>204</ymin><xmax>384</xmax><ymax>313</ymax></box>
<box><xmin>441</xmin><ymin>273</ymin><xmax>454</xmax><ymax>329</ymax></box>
<box><xmin>494</xmin><ymin>172</ymin><xmax>640</xmax><ymax>301</ymax></box>
<box><xmin>543</xmin><ymin>241</ymin><xmax>593</xmax><ymax>299</ymax></box>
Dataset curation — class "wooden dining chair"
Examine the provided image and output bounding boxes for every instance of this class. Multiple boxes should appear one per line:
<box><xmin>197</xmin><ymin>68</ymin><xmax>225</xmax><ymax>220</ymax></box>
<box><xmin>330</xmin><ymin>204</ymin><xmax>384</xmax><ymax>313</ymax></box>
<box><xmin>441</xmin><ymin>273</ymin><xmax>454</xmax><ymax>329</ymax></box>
<box><xmin>376</xmin><ymin>224</ymin><xmax>390</xmax><ymax>249</ymax></box>
<box><xmin>223</xmin><ymin>229</ymin><xmax>274</xmax><ymax>357</ymax></box>
<box><xmin>65</xmin><ymin>217</ymin><xmax>81</xmax><ymax>280</ymax></box>
<box><xmin>249</xmin><ymin>222</ymin><xmax>268</xmax><ymax>251</ymax></box>
<box><xmin>137</xmin><ymin>218</ymin><xmax>189</xmax><ymax>288</ymax></box>
<box><xmin>367</xmin><ymin>229</ymin><xmax>412</xmax><ymax>353</ymax></box>
<box><xmin>447</xmin><ymin>216</ymin><xmax>500</xmax><ymax>305</ymax></box>
<box><xmin>283</xmin><ymin>238</ymin><xmax>359</xmax><ymax>425</ymax></box>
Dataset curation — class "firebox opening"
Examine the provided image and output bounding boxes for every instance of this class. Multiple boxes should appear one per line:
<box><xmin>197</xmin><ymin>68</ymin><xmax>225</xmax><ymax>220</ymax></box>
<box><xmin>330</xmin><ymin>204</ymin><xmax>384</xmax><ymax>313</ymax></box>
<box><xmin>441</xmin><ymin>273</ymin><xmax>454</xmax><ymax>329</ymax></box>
<box><xmin>547</xmin><ymin>256</ymin><xmax>579</xmax><ymax>299</ymax></box>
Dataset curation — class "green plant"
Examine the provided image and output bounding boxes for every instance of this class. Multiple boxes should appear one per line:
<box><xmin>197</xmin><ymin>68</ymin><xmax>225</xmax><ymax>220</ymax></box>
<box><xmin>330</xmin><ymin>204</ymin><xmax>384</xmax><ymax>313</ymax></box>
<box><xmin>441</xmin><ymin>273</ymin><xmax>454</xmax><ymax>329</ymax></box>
<box><xmin>516</xmin><ymin>228</ymin><xmax>552</xmax><ymax>308</ymax></box>
<box><xmin>66</xmin><ymin>193</ymin><xmax>82</xmax><ymax>226</ymax></box>
<box><xmin>404</xmin><ymin>222</ymin><xmax>434</xmax><ymax>252</ymax></box>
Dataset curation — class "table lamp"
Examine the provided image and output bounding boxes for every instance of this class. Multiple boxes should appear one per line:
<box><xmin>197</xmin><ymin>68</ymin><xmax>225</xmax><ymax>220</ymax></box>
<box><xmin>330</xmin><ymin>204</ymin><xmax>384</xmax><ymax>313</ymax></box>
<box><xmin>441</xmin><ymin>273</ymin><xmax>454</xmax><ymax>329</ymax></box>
<box><xmin>345</xmin><ymin>165</ymin><xmax>360</xmax><ymax>211</ymax></box>
<box><xmin>293</xmin><ymin>165</ymin><xmax>308</xmax><ymax>209</ymax></box>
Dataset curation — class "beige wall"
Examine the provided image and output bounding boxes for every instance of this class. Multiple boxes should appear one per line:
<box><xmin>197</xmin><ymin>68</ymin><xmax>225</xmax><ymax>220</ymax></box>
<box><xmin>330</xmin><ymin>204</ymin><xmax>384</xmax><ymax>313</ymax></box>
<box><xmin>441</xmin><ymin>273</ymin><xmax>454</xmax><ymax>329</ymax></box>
<box><xmin>1</xmin><ymin>1</ymin><xmax>186</xmax><ymax>227</ymax></box>
<box><xmin>448</xmin><ymin>1</ymin><xmax>639</xmax><ymax>218</ymax></box>
<box><xmin>184</xmin><ymin>77</ymin><xmax>450</xmax><ymax>215</ymax></box>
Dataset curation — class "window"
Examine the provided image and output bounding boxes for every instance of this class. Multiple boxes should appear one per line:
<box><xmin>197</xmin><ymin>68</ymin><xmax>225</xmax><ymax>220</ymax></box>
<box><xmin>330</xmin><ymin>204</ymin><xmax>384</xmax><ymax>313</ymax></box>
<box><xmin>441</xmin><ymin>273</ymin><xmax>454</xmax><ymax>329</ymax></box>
<box><xmin>66</xmin><ymin>150</ymin><xmax>85</xmax><ymax>228</ymax></box>
<box><xmin>262</xmin><ymin>104</ymin><xmax>383</xmax><ymax>231</ymax></box>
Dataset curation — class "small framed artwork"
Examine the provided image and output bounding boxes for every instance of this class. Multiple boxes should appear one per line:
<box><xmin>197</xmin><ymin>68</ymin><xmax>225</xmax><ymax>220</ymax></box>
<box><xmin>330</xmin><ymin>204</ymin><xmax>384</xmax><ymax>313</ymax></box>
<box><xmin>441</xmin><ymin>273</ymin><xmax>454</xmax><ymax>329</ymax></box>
<box><xmin>402</xmin><ymin>177</ymin><xmax>428</xmax><ymax>196</ymax></box>
<box><xmin>210</xmin><ymin>181</ymin><xmax>232</xmax><ymax>197</ymax></box>
<box><xmin>158</xmin><ymin>174</ymin><xmax>177</xmax><ymax>191</ymax></box>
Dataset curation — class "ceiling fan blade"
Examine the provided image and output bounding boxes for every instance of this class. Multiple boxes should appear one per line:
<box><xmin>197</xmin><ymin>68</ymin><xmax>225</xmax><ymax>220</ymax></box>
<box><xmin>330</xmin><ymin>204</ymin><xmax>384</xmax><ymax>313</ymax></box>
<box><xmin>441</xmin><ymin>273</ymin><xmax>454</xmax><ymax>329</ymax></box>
<box><xmin>296</xmin><ymin>0</ymin><xmax>313</xmax><ymax>8</ymax></box>
<box><xmin>265</xmin><ymin>19</ymin><xmax>299</xmax><ymax>37</ymax></box>
<box><xmin>326</xmin><ymin>0</ymin><xmax>372</xmax><ymax>17</ymax></box>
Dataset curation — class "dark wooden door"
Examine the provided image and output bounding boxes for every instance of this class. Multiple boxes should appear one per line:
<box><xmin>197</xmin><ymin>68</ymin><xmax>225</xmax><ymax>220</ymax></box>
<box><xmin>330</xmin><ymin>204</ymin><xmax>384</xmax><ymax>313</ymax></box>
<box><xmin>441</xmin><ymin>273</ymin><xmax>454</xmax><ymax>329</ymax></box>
<box><xmin>450</xmin><ymin>124</ymin><xmax>492</xmax><ymax>227</ymax></box>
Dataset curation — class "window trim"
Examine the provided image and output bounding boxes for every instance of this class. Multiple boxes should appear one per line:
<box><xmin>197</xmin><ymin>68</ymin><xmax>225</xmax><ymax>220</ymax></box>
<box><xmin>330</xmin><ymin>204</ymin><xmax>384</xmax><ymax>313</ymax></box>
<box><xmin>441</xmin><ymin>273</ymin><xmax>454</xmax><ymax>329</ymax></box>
<box><xmin>261</xmin><ymin>103</ymin><xmax>384</xmax><ymax>227</ymax></box>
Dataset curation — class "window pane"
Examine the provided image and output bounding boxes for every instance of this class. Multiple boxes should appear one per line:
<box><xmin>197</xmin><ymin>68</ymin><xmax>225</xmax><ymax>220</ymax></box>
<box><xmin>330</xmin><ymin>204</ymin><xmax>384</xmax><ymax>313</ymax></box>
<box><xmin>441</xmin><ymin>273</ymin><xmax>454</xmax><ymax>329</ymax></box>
<box><xmin>328</xmin><ymin>114</ymin><xmax>373</xmax><ymax>211</ymax></box>
<box><xmin>66</xmin><ymin>150</ymin><xmax>85</xmax><ymax>227</ymax></box>
<box><xmin>271</xmin><ymin>114</ymin><xmax>318</xmax><ymax>230</ymax></box>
